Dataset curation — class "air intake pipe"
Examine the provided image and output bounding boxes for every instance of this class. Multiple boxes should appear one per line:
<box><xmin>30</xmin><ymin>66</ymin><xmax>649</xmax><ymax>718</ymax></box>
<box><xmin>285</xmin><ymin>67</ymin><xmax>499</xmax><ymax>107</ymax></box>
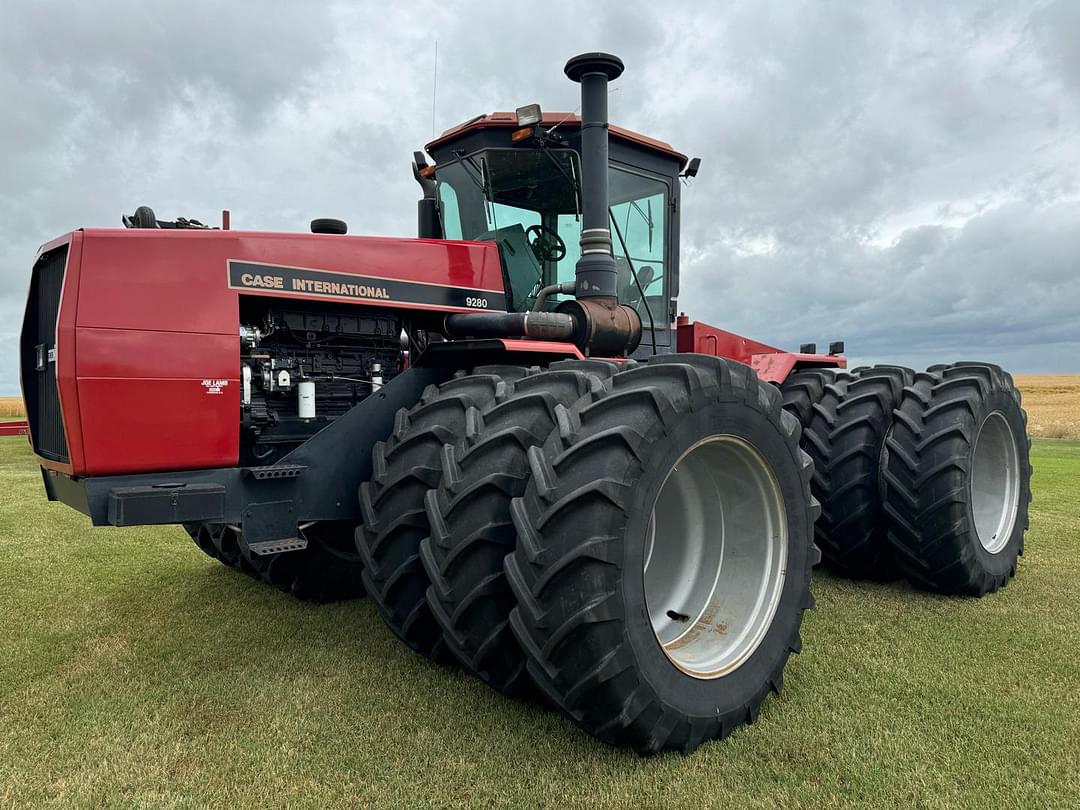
<box><xmin>443</xmin><ymin>310</ymin><xmax>576</xmax><ymax>341</ymax></box>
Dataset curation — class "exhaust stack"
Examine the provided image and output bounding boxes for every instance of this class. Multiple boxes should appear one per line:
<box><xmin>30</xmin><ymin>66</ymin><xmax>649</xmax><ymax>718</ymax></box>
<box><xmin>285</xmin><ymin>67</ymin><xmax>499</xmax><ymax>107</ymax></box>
<box><xmin>564</xmin><ymin>53</ymin><xmax>624</xmax><ymax>299</ymax></box>
<box><xmin>444</xmin><ymin>52</ymin><xmax>642</xmax><ymax>356</ymax></box>
<box><xmin>553</xmin><ymin>52</ymin><xmax>642</xmax><ymax>355</ymax></box>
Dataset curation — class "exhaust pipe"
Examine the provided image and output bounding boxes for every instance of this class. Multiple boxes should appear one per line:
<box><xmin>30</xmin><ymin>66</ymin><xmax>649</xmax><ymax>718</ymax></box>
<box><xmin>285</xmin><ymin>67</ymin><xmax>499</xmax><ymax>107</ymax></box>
<box><xmin>443</xmin><ymin>52</ymin><xmax>642</xmax><ymax>356</ymax></box>
<box><xmin>554</xmin><ymin>52</ymin><xmax>641</xmax><ymax>355</ymax></box>
<box><xmin>563</xmin><ymin>53</ymin><xmax>623</xmax><ymax>298</ymax></box>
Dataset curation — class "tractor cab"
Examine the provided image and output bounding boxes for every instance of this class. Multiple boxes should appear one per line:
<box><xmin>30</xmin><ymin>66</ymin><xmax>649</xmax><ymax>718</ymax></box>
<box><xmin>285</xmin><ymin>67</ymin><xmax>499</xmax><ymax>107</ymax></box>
<box><xmin>422</xmin><ymin>110</ymin><xmax>692</xmax><ymax>353</ymax></box>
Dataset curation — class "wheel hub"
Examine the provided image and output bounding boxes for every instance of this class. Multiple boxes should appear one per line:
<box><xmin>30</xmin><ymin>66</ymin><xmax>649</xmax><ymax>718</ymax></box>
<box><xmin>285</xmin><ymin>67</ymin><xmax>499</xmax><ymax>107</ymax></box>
<box><xmin>644</xmin><ymin>436</ymin><xmax>787</xmax><ymax>679</ymax></box>
<box><xmin>971</xmin><ymin>411</ymin><xmax>1020</xmax><ymax>554</ymax></box>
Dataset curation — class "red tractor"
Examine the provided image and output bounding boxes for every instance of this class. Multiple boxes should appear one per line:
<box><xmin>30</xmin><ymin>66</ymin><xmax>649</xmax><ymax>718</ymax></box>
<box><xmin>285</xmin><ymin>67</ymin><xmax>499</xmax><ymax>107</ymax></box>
<box><xmin>20</xmin><ymin>53</ymin><xmax>1031</xmax><ymax>754</ymax></box>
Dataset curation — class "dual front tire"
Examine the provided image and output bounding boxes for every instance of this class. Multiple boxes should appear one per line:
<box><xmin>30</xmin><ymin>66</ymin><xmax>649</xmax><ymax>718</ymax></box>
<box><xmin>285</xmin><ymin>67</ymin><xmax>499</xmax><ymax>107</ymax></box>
<box><xmin>357</xmin><ymin>355</ymin><xmax>819</xmax><ymax>754</ymax></box>
<box><xmin>420</xmin><ymin>361</ymin><xmax>621</xmax><ymax>696</ymax></box>
<box><xmin>506</xmin><ymin>356</ymin><xmax>818</xmax><ymax>752</ymax></box>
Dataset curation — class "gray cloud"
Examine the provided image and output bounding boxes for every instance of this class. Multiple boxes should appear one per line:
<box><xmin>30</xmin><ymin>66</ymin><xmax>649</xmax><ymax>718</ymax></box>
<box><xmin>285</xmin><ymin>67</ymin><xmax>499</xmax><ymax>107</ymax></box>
<box><xmin>1</xmin><ymin>0</ymin><xmax>1076</xmax><ymax>396</ymax></box>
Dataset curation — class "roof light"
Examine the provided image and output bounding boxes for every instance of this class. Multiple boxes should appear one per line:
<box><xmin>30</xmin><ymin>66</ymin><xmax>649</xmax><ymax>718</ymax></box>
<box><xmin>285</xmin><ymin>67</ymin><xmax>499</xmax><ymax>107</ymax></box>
<box><xmin>419</xmin><ymin>164</ymin><xmax>437</xmax><ymax>178</ymax></box>
<box><xmin>515</xmin><ymin>103</ymin><xmax>542</xmax><ymax>126</ymax></box>
<box><xmin>511</xmin><ymin>127</ymin><xmax>534</xmax><ymax>143</ymax></box>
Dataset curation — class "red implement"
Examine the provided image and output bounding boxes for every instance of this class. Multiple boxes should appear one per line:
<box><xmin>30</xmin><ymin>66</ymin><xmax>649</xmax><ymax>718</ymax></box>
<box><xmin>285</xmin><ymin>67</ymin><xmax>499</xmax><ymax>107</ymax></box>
<box><xmin>0</xmin><ymin>420</ymin><xmax>29</xmax><ymax>437</ymax></box>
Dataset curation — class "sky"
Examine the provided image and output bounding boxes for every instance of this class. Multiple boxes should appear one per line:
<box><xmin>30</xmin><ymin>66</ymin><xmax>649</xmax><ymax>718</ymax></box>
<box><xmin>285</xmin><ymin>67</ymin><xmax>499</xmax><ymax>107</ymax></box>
<box><xmin>1</xmin><ymin>0</ymin><xmax>1077</xmax><ymax>396</ymax></box>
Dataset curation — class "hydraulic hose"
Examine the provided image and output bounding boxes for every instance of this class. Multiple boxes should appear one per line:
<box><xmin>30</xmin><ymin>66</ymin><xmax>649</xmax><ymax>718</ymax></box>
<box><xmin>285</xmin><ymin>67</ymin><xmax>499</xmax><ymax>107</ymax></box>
<box><xmin>532</xmin><ymin>280</ymin><xmax>577</xmax><ymax>312</ymax></box>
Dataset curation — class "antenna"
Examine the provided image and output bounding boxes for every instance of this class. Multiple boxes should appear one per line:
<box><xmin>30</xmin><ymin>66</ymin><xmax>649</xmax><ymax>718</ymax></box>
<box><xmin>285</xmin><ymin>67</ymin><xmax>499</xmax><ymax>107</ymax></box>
<box><xmin>431</xmin><ymin>39</ymin><xmax>439</xmax><ymax>138</ymax></box>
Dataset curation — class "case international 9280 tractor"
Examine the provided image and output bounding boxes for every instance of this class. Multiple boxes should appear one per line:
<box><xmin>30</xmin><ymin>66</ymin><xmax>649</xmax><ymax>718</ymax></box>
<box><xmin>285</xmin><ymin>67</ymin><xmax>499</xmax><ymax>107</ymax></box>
<box><xmin>21</xmin><ymin>53</ymin><xmax>1031</xmax><ymax>754</ymax></box>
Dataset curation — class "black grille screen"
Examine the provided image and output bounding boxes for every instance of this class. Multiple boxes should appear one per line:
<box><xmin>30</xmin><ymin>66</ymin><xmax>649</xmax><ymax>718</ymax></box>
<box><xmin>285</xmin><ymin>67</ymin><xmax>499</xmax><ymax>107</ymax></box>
<box><xmin>20</xmin><ymin>246</ymin><xmax>69</xmax><ymax>463</ymax></box>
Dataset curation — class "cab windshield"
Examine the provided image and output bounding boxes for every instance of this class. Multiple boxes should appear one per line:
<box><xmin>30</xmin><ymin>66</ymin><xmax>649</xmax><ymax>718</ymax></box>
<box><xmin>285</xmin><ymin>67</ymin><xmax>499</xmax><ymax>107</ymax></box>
<box><xmin>436</xmin><ymin>148</ymin><xmax>668</xmax><ymax>326</ymax></box>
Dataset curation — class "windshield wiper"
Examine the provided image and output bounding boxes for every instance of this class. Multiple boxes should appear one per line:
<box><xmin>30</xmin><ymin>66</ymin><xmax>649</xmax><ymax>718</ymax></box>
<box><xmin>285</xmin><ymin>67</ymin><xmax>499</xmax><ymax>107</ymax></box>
<box><xmin>451</xmin><ymin>149</ymin><xmax>489</xmax><ymax>193</ymax></box>
<box><xmin>630</xmin><ymin>200</ymin><xmax>654</xmax><ymax>250</ymax></box>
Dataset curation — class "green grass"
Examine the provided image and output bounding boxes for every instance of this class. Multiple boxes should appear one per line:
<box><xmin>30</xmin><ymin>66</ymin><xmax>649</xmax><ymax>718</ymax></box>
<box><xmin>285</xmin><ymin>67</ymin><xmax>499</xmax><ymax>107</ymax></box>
<box><xmin>2</xmin><ymin>439</ymin><xmax>1078</xmax><ymax>808</ymax></box>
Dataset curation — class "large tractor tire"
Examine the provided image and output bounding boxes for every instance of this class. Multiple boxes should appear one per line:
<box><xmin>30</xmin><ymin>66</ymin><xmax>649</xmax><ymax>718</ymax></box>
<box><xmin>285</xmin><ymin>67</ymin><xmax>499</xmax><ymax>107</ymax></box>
<box><xmin>357</xmin><ymin>367</ymin><xmax>527</xmax><ymax>659</ymax></box>
<box><xmin>883</xmin><ymin>362</ymin><xmax>1031</xmax><ymax>596</ymax></box>
<box><xmin>420</xmin><ymin>360</ymin><xmax>622</xmax><ymax>697</ymax></box>
<box><xmin>791</xmin><ymin>365</ymin><xmax>913</xmax><ymax>579</ymax></box>
<box><xmin>506</xmin><ymin>355</ymin><xmax>819</xmax><ymax>754</ymax></box>
<box><xmin>183</xmin><ymin>521</ymin><xmax>365</xmax><ymax>602</ymax></box>
<box><xmin>779</xmin><ymin>368</ymin><xmax>835</xmax><ymax>426</ymax></box>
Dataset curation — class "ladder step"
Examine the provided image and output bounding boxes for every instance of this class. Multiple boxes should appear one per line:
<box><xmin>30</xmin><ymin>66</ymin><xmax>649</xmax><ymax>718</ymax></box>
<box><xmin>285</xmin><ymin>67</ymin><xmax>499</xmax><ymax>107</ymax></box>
<box><xmin>247</xmin><ymin>536</ymin><xmax>308</xmax><ymax>556</ymax></box>
<box><xmin>244</xmin><ymin>465</ymin><xmax>307</xmax><ymax>481</ymax></box>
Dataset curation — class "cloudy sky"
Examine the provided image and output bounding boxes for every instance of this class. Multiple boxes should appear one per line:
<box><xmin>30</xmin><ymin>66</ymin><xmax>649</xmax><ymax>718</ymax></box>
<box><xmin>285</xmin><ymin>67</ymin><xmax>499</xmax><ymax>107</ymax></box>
<box><xmin>1</xmin><ymin>0</ymin><xmax>1077</xmax><ymax>395</ymax></box>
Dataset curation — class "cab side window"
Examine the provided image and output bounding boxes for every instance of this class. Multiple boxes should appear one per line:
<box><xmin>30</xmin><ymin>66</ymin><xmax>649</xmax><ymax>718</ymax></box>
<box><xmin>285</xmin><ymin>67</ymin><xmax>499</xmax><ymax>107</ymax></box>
<box><xmin>609</xmin><ymin>168</ymin><xmax>667</xmax><ymax>327</ymax></box>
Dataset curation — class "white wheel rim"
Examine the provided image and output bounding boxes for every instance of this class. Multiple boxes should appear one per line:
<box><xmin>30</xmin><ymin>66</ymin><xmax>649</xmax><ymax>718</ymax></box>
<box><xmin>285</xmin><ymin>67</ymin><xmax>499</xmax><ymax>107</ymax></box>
<box><xmin>644</xmin><ymin>436</ymin><xmax>787</xmax><ymax>679</ymax></box>
<box><xmin>971</xmin><ymin>411</ymin><xmax>1020</xmax><ymax>554</ymax></box>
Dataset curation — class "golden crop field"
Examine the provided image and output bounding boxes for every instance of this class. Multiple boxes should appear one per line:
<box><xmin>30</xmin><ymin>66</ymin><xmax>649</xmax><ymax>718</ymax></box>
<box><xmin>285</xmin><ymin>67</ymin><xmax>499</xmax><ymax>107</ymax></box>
<box><xmin>0</xmin><ymin>397</ymin><xmax>25</xmax><ymax>418</ymax></box>
<box><xmin>1016</xmin><ymin>375</ymin><xmax>1080</xmax><ymax>440</ymax></box>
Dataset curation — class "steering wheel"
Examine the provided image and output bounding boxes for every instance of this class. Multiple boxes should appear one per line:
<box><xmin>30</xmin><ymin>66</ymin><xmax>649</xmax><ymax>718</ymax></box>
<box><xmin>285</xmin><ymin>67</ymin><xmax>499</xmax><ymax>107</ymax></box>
<box><xmin>525</xmin><ymin>224</ymin><xmax>567</xmax><ymax>263</ymax></box>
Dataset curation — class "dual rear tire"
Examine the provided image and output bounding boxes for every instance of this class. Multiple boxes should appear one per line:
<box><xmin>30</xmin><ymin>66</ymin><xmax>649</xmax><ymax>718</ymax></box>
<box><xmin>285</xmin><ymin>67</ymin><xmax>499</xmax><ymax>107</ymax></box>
<box><xmin>781</xmin><ymin>366</ymin><xmax>912</xmax><ymax>580</ymax></box>
<box><xmin>781</xmin><ymin>362</ymin><xmax>1031</xmax><ymax>596</ymax></box>
<box><xmin>882</xmin><ymin>363</ymin><xmax>1031</xmax><ymax>595</ymax></box>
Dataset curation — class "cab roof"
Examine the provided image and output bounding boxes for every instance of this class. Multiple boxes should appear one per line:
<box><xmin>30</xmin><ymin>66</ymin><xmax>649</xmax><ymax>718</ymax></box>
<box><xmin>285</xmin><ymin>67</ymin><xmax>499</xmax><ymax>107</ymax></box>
<box><xmin>425</xmin><ymin>112</ymin><xmax>689</xmax><ymax>170</ymax></box>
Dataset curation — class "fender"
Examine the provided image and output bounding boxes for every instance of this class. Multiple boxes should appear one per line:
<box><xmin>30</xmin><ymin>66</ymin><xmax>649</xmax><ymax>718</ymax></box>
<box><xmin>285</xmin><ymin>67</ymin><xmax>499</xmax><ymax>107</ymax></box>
<box><xmin>676</xmin><ymin>317</ymin><xmax>845</xmax><ymax>383</ymax></box>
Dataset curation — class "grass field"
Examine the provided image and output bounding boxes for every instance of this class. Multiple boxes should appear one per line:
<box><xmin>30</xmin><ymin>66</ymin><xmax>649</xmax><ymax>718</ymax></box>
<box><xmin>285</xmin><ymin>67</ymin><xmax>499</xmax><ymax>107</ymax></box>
<box><xmin>1</xmin><ymin>436</ymin><xmax>1078</xmax><ymax>807</ymax></box>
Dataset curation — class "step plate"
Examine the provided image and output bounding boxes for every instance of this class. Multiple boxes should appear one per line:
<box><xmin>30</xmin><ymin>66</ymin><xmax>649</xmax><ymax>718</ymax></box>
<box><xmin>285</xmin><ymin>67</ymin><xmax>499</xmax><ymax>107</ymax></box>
<box><xmin>244</xmin><ymin>465</ymin><xmax>307</xmax><ymax>481</ymax></box>
<box><xmin>247</xmin><ymin>536</ymin><xmax>308</xmax><ymax>556</ymax></box>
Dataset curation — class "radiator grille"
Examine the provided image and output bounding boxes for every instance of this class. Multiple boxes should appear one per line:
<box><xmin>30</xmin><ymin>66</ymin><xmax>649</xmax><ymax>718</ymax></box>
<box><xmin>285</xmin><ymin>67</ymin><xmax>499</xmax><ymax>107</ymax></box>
<box><xmin>21</xmin><ymin>246</ymin><xmax>69</xmax><ymax>463</ymax></box>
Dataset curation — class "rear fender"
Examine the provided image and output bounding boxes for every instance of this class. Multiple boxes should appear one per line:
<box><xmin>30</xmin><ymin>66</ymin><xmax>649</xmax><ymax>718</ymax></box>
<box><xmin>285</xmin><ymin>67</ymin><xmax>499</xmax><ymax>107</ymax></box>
<box><xmin>676</xmin><ymin>318</ymin><xmax>844</xmax><ymax>383</ymax></box>
<box><xmin>751</xmin><ymin>352</ymin><xmax>846</xmax><ymax>384</ymax></box>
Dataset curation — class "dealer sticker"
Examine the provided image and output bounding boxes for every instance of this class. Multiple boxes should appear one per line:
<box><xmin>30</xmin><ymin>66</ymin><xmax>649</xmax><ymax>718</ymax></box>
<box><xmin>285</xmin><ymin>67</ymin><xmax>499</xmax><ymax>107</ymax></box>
<box><xmin>201</xmin><ymin>379</ymin><xmax>229</xmax><ymax>395</ymax></box>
